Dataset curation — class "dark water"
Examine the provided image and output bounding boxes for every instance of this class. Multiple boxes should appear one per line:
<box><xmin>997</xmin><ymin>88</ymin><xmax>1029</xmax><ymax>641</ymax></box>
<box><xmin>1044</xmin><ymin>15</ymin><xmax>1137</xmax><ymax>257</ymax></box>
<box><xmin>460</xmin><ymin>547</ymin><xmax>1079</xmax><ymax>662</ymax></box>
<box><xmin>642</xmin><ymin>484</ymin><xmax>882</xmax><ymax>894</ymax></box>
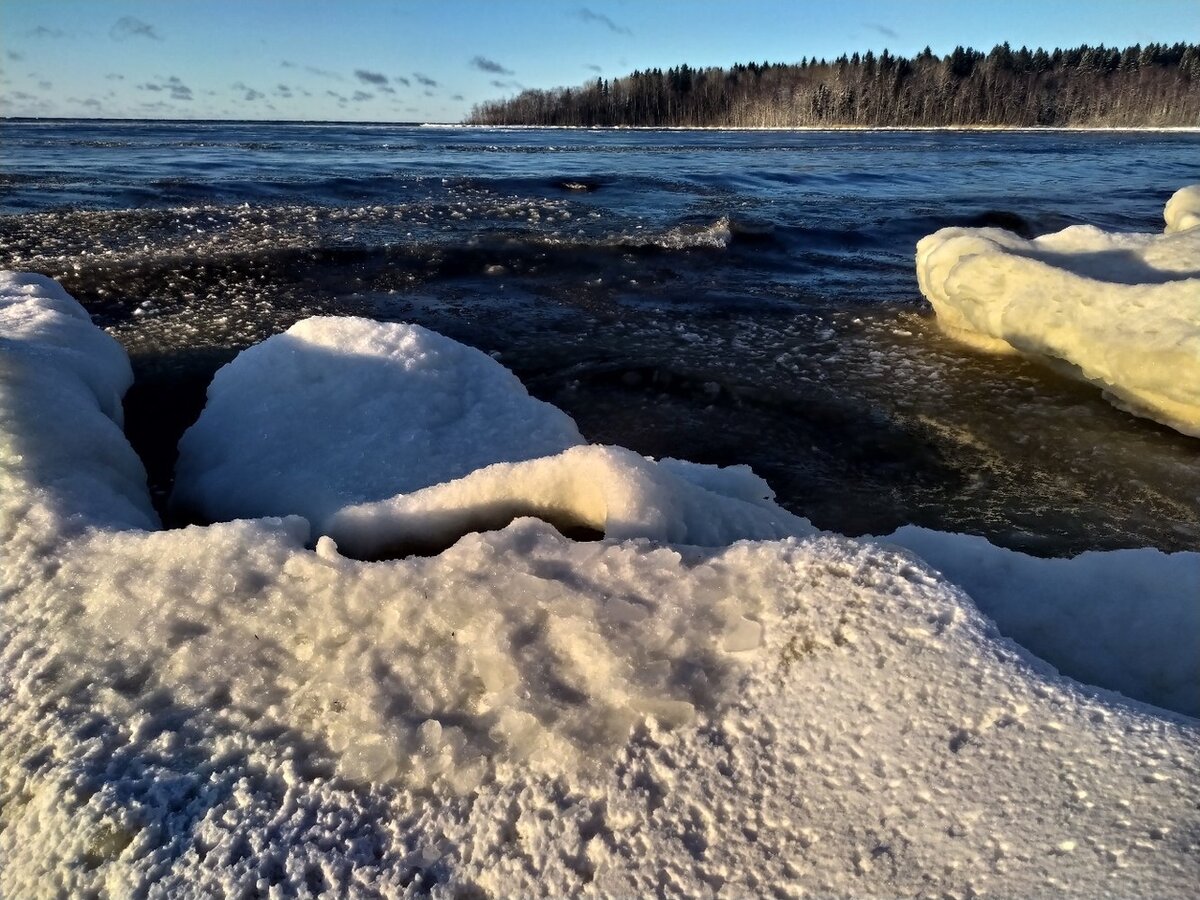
<box><xmin>2</xmin><ymin>120</ymin><xmax>1198</xmax><ymax>552</ymax></box>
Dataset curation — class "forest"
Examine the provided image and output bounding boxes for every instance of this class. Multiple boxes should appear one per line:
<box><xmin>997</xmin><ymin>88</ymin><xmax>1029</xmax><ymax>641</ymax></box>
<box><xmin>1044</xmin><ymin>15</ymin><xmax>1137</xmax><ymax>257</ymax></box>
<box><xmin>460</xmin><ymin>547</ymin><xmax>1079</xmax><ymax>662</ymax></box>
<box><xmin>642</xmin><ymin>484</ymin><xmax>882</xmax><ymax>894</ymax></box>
<box><xmin>467</xmin><ymin>43</ymin><xmax>1200</xmax><ymax>127</ymax></box>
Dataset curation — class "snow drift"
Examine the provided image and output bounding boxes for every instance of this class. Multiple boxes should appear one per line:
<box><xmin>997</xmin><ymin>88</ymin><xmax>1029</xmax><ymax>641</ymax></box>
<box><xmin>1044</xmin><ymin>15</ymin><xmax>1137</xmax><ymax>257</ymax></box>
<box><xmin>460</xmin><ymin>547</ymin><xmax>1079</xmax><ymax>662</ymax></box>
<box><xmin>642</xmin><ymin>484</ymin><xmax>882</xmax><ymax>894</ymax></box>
<box><xmin>2</xmin><ymin>271</ymin><xmax>1198</xmax><ymax>897</ymax></box>
<box><xmin>916</xmin><ymin>184</ymin><xmax>1200</xmax><ymax>436</ymax></box>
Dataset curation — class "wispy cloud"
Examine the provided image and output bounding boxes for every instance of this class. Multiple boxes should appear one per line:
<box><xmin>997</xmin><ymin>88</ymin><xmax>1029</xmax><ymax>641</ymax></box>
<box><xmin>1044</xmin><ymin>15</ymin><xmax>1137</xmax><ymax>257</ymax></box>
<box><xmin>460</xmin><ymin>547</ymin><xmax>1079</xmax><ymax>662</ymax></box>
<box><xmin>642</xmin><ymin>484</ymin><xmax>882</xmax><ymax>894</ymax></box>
<box><xmin>38</xmin><ymin>80</ymin><xmax>52</xmax><ymax>90</ymax></box>
<box><xmin>281</xmin><ymin>60</ymin><xmax>344</xmax><ymax>81</ymax></box>
<box><xmin>577</xmin><ymin>8</ymin><xmax>632</xmax><ymax>36</ymax></box>
<box><xmin>305</xmin><ymin>65</ymin><xmax>342</xmax><ymax>80</ymax></box>
<box><xmin>413</xmin><ymin>72</ymin><xmax>438</xmax><ymax>88</ymax></box>
<box><xmin>140</xmin><ymin>76</ymin><xmax>192</xmax><ymax>100</ymax></box>
<box><xmin>232</xmin><ymin>81</ymin><xmax>265</xmax><ymax>102</ymax></box>
<box><xmin>105</xmin><ymin>73</ymin><xmax>125</xmax><ymax>80</ymax></box>
<box><xmin>6</xmin><ymin>51</ymin><xmax>23</xmax><ymax>61</ymax></box>
<box><xmin>111</xmin><ymin>16</ymin><xmax>162</xmax><ymax>41</ymax></box>
<box><xmin>351</xmin><ymin>90</ymin><xmax>373</xmax><ymax>102</ymax></box>
<box><xmin>452</xmin><ymin>93</ymin><xmax>464</xmax><ymax>101</ymax></box>
<box><xmin>26</xmin><ymin>26</ymin><xmax>66</xmax><ymax>39</ymax></box>
<box><xmin>864</xmin><ymin>23</ymin><xmax>899</xmax><ymax>40</ymax></box>
<box><xmin>355</xmin><ymin>69</ymin><xmax>389</xmax><ymax>86</ymax></box>
<box><xmin>394</xmin><ymin>76</ymin><xmax>411</xmax><ymax>87</ymax></box>
<box><xmin>470</xmin><ymin>56</ymin><xmax>513</xmax><ymax>75</ymax></box>
<box><xmin>585</xmin><ymin>63</ymin><xmax>603</xmax><ymax>73</ymax></box>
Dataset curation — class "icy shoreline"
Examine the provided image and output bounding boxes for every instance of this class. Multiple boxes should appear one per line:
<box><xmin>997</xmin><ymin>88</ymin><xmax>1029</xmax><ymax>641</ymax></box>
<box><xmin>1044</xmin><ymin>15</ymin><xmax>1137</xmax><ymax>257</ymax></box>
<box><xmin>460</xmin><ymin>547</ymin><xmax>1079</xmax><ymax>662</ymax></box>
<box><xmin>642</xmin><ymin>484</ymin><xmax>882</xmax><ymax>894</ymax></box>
<box><xmin>2</xmin><ymin>271</ymin><xmax>1198</xmax><ymax>895</ymax></box>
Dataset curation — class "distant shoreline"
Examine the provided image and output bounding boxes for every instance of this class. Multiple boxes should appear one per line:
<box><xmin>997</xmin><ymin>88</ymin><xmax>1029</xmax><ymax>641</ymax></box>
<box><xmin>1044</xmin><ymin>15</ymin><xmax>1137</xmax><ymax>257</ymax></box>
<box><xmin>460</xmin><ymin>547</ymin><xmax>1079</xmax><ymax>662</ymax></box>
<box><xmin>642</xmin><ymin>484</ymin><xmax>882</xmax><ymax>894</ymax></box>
<box><xmin>3</xmin><ymin>117</ymin><xmax>1198</xmax><ymax>133</ymax></box>
<box><xmin>425</xmin><ymin>124</ymin><xmax>1200</xmax><ymax>133</ymax></box>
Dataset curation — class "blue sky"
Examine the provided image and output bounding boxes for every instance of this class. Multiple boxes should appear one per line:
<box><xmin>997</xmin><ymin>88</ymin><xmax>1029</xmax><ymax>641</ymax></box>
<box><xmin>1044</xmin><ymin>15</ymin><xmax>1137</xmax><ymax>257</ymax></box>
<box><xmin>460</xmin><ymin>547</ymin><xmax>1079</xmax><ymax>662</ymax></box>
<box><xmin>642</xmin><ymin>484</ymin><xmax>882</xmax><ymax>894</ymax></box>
<box><xmin>2</xmin><ymin>0</ymin><xmax>1197</xmax><ymax>122</ymax></box>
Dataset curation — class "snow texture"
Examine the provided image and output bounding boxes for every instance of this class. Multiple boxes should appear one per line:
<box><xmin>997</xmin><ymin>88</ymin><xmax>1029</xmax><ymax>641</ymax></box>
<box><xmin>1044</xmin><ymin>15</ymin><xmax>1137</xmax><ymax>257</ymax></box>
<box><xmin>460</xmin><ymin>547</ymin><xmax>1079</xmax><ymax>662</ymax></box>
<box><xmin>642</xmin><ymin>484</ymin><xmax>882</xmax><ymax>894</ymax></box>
<box><xmin>915</xmin><ymin>184</ymin><xmax>1200</xmax><ymax>436</ymax></box>
<box><xmin>880</xmin><ymin>525</ymin><xmax>1200</xmax><ymax>718</ymax></box>
<box><xmin>173</xmin><ymin>316</ymin><xmax>585</xmax><ymax>531</ymax></box>
<box><xmin>3</xmin><ymin>273</ymin><xmax>1199</xmax><ymax>897</ymax></box>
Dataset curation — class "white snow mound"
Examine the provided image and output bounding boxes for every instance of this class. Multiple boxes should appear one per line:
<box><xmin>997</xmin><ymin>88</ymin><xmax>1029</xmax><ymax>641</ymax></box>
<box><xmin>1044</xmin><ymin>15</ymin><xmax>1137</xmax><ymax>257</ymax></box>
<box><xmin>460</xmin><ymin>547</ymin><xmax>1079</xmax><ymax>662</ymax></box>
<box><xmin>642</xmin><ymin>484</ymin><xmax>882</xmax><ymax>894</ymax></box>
<box><xmin>915</xmin><ymin>185</ymin><xmax>1200</xmax><ymax>436</ymax></box>
<box><xmin>3</xmin><ymin>273</ymin><xmax>1199</xmax><ymax>897</ymax></box>
<box><xmin>172</xmin><ymin>316</ymin><xmax>585</xmax><ymax>530</ymax></box>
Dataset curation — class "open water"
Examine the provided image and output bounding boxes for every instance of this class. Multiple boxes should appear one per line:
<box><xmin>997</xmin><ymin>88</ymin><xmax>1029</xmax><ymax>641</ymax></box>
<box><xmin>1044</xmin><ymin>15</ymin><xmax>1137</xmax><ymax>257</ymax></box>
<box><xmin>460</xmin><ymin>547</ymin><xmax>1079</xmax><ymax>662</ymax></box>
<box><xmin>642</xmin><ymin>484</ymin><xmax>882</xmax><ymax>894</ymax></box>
<box><xmin>2</xmin><ymin>120</ymin><xmax>1197</xmax><ymax>552</ymax></box>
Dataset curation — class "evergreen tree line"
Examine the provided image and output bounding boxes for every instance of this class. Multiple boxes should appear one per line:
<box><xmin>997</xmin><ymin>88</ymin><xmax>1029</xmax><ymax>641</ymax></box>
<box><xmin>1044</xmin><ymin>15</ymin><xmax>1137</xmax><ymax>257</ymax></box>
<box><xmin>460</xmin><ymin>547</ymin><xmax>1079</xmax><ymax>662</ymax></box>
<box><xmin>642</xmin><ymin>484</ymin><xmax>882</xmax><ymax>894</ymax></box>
<box><xmin>467</xmin><ymin>43</ymin><xmax>1200</xmax><ymax>127</ymax></box>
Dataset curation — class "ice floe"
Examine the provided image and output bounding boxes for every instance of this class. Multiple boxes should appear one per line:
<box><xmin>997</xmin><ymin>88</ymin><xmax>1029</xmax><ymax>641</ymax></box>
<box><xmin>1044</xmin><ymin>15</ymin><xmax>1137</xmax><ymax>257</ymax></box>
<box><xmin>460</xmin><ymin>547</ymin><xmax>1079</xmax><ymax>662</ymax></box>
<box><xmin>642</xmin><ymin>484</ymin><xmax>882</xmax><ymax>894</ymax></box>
<box><xmin>2</xmin><ymin>272</ymin><xmax>1198</xmax><ymax>896</ymax></box>
<box><xmin>916</xmin><ymin>184</ymin><xmax>1200</xmax><ymax>436</ymax></box>
<box><xmin>172</xmin><ymin>316</ymin><xmax>584</xmax><ymax>530</ymax></box>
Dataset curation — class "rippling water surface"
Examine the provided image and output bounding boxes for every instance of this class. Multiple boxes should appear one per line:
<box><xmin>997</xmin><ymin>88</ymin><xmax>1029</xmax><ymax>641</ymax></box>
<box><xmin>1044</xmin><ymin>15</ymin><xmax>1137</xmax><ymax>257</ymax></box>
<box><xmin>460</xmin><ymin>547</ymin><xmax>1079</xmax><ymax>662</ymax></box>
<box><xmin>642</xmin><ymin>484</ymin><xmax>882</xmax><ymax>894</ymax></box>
<box><xmin>2</xmin><ymin>120</ymin><xmax>1198</xmax><ymax>552</ymax></box>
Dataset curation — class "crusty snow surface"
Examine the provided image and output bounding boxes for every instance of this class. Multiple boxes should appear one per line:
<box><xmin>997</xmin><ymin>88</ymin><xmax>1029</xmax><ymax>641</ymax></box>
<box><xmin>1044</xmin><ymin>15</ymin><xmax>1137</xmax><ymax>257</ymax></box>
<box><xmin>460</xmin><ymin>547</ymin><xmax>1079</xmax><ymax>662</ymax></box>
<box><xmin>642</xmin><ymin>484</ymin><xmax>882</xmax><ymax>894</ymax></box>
<box><xmin>916</xmin><ymin>184</ymin><xmax>1200</xmax><ymax>436</ymax></box>
<box><xmin>2</xmin><ymin>271</ymin><xmax>1199</xmax><ymax>897</ymax></box>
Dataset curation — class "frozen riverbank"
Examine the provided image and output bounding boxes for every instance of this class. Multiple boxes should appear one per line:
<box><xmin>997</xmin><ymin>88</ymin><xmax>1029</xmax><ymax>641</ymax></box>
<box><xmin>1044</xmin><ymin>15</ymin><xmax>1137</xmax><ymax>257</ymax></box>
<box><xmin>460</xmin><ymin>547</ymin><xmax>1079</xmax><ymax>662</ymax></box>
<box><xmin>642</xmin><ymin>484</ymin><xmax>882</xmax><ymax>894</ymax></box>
<box><xmin>2</xmin><ymin>272</ymin><xmax>1197</xmax><ymax>896</ymax></box>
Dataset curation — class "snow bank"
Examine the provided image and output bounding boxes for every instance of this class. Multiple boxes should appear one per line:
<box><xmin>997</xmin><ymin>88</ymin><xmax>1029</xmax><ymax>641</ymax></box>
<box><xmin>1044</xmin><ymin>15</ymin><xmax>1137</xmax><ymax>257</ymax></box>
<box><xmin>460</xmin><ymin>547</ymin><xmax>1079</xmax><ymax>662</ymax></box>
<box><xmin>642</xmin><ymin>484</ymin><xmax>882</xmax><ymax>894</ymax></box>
<box><xmin>3</xmin><ymin>273</ymin><xmax>1199</xmax><ymax>896</ymax></box>
<box><xmin>915</xmin><ymin>185</ymin><xmax>1200</xmax><ymax>436</ymax></box>
<box><xmin>881</xmin><ymin>525</ymin><xmax>1200</xmax><ymax>718</ymax></box>
<box><xmin>172</xmin><ymin>316</ymin><xmax>585</xmax><ymax>530</ymax></box>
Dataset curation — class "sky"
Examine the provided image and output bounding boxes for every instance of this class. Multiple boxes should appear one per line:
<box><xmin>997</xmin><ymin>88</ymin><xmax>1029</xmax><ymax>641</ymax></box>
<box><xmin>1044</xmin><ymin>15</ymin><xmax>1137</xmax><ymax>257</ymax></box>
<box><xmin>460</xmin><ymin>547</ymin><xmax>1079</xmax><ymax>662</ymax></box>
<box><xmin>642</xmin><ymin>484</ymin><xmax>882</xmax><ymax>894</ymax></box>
<box><xmin>2</xmin><ymin>0</ymin><xmax>1198</xmax><ymax>122</ymax></box>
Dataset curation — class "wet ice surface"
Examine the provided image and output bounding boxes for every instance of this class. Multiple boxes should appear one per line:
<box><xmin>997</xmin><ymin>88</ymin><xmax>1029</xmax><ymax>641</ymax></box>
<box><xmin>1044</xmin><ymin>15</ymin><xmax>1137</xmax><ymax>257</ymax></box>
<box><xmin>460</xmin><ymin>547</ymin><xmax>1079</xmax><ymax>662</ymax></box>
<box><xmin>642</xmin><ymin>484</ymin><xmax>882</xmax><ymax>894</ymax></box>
<box><xmin>2</xmin><ymin>122</ymin><xmax>1198</xmax><ymax>553</ymax></box>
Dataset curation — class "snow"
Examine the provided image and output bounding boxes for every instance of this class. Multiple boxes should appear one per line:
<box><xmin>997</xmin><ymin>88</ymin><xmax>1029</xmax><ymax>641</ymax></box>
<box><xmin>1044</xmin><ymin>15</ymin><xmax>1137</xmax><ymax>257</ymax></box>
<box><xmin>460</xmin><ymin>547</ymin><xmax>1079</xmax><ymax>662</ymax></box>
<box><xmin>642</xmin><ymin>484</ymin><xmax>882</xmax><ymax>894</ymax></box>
<box><xmin>880</xmin><ymin>526</ymin><xmax>1200</xmax><ymax>718</ymax></box>
<box><xmin>915</xmin><ymin>184</ymin><xmax>1200</xmax><ymax>436</ymax></box>
<box><xmin>172</xmin><ymin>316</ymin><xmax>584</xmax><ymax>531</ymax></box>
<box><xmin>2</xmin><ymin>272</ymin><xmax>1199</xmax><ymax>896</ymax></box>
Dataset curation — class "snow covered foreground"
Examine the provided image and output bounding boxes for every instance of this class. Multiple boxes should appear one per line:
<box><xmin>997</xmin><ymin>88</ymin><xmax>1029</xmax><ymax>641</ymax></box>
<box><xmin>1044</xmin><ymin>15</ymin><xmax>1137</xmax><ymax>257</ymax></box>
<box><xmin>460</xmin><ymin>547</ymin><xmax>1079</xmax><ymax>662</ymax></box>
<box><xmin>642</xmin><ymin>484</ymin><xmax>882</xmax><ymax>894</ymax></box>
<box><xmin>2</xmin><ymin>273</ymin><xmax>1198</xmax><ymax>897</ymax></box>
<box><xmin>916</xmin><ymin>184</ymin><xmax>1200</xmax><ymax>436</ymax></box>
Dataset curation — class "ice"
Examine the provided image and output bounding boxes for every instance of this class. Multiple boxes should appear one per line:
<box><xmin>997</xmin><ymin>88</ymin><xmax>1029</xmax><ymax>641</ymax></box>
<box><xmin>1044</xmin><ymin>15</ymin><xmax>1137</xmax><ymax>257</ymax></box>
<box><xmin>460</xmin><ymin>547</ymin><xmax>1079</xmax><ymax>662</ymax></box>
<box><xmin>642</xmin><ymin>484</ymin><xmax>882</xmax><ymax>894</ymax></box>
<box><xmin>173</xmin><ymin>316</ymin><xmax>584</xmax><ymax>530</ymax></box>
<box><xmin>0</xmin><ymin>271</ymin><xmax>157</xmax><ymax>532</ymax></box>
<box><xmin>915</xmin><ymin>185</ymin><xmax>1200</xmax><ymax>436</ymax></box>
<box><xmin>880</xmin><ymin>525</ymin><xmax>1200</xmax><ymax>717</ymax></box>
<box><xmin>175</xmin><ymin>316</ymin><xmax>812</xmax><ymax>553</ymax></box>
<box><xmin>329</xmin><ymin>444</ymin><xmax>814</xmax><ymax>558</ymax></box>
<box><xmin>3</xmin><ymin>272</ymin><xmax>1198</xmax><ymax>896</ymax></box>
<box><xmin>1165</xmin><ymin>184</ymin><xmax>1200</xmax><ymax>234</ymax></box>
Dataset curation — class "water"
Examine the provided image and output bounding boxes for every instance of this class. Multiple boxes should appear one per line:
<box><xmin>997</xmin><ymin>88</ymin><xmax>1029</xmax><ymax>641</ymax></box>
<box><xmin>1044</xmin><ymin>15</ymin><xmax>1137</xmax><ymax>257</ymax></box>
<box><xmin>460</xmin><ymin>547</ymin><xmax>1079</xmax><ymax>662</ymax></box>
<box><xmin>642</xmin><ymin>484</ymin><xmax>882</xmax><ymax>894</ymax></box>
<box><xmin>2</xmin><ymin>120</ymin><xmax>1198</xmax><ymax>553</ymax></box>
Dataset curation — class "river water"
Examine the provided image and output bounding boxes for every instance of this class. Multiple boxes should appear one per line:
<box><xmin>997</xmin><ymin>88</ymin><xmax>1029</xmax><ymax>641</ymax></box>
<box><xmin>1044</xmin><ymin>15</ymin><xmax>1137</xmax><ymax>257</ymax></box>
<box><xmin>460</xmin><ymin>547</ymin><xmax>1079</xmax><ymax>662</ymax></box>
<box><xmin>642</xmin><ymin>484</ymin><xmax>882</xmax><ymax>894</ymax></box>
<box><xmin>2</xmin><ymin>121</ymin><xmax>1197</xmax><ymax>552</ymax></box>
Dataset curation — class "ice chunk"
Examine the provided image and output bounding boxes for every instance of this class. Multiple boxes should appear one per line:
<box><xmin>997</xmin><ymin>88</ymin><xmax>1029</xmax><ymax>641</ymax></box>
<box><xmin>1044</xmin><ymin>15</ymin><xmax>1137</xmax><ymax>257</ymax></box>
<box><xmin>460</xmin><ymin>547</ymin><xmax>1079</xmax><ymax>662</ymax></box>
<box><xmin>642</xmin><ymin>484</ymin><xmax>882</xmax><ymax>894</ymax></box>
<box><xmin>1165</xmin><ymin>184</ymin><xmax>1200</xmax><ymax>234</ymax></box>
<box><xmin>329</xmin><ymin>444</ymin><xmax>814</xmax><ymax>558</ymax></box>
<box><xmin>172</xmin><ymin>316</ymin><xmax>584</xmax><ymax>529</ymax></box>
<box><xmin>176</xmin><ymin>315</ymin><xmax>812</xmax><ymax>551</ymax></box>
<box><xmin>915</xmin><ymin>185</ymin><xmax>1200</xmax><ymax>436</ymax></box>
<box><xmin>880</xmin><ymin>525</ymin><xmax>1200</xmax><ymax>717</ymax></box>
<box><xmin>0</xmin><ymin>271</ymin><xmax>157</xmax><ymax>531</ymax></box>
